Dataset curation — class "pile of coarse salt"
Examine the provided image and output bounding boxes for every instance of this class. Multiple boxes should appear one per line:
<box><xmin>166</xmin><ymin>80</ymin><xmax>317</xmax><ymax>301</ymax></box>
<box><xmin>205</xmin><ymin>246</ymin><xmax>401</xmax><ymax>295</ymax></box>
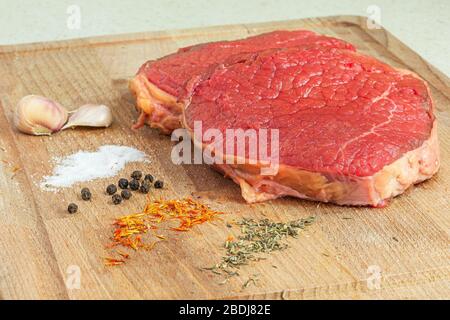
<box><xmin>40</xmin><ymin>145</ymin><xmax>149</xmax><ymax>191</ymax></box>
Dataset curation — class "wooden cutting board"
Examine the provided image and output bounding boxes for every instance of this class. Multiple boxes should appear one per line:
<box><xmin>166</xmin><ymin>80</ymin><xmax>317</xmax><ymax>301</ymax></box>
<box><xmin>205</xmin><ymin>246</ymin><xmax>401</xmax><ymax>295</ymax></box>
<box><xmin>0</xmin><ymin>16</ymin><xmax>449</xmax><ymax>300</ymax></box>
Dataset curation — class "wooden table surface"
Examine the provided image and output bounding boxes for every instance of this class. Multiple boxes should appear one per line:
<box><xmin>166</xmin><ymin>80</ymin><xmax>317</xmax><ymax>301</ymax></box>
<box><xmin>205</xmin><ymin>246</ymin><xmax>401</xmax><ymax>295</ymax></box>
<box><xmin>0</xmin><ymin>16</ymin><xmax>449</xmax><ymax>300</ymax></box>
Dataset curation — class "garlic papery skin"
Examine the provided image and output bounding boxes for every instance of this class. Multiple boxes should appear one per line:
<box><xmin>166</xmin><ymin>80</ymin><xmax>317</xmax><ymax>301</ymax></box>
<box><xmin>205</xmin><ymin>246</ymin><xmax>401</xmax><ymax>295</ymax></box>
<box><xmin>62</xmin><ymin>104</ymin><xmax>113</xmax><ymax>130</ymax></box>
<box><xmin>14</xmin><ymin>95</ymin><xmax>69</xmax><ymax>136</ymax></box>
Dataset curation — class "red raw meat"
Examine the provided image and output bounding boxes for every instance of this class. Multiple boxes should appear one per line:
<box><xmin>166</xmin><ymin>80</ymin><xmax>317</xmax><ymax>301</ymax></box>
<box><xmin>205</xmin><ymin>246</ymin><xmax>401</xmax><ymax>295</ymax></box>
<box><xmin>130</xmin><ymin>30</ymin><xmax>439</xmax><ymax>206</ymax></box>
<box><xmin>130</xmin><ymin>30</ymin><xmax>355</xmax><ymax>133</ymax></box>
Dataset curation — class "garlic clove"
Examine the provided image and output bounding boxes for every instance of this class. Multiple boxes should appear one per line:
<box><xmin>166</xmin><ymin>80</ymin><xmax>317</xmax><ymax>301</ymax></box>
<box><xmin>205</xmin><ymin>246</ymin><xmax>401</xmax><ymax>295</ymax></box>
<box><xmin>62</xmin><ymin>104</ymin><xmax>113</xmax><ymax>130</ymax></box>
<box><xmin>14</xmin><ymin>95</ymin><xmax>69</xmax><ymax>136</ymax></box>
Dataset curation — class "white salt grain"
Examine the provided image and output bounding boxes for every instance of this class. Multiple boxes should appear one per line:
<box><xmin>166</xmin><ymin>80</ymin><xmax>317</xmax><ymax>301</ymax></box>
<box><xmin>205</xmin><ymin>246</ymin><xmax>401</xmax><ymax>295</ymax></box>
<box><xmin>40</xmin><ymin>145</ymin><xmax>149</xmax><ymax>190</ymax></box>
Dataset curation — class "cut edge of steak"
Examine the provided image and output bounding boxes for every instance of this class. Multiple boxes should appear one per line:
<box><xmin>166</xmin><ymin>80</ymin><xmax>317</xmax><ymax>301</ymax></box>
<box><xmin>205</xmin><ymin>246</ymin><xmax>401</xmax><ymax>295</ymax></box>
<box><xmin>129</xmin><ymin>74</ymin><xmax>183</xmax><ymax>134</ymax></box>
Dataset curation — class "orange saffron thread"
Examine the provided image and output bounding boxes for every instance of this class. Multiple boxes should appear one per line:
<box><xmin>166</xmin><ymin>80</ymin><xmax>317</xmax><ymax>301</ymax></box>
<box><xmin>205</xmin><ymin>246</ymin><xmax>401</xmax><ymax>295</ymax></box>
<box><xmin>105</xmin><ymin>198</ymin><xmax>223</xmax><ymax>266</ymax></box>
<box><xmin>104</xmin><ymin>257</ymin><xmax>126</xmax><ymax>266</ymax></box>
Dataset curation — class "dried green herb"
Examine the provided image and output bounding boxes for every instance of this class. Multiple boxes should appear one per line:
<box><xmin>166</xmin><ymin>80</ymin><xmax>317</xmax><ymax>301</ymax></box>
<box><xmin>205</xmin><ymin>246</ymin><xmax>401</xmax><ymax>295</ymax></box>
<box><xmin>242</xmin><ymin>274</ymin><xmax>260</xmax><ymax>289</ymax></box>
<box><xmin>205</xmin><ymin>216</ymin><xmax>315</xmax><ymax>277</ymax></box>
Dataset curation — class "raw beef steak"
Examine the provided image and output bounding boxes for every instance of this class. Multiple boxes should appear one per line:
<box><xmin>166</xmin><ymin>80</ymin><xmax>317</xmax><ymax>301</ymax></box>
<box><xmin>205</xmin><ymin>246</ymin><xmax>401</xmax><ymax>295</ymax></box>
<box><xmin>129</xmin><ymin>30</ymin><xmax>355</xmax><ymax>133</ymax></box>
<box><xmin>130</xmin><ymin>30</ymin><xmax>439</xmax><ymax>206</ymax></box>
<box><xmin>183</xmin><ymin>46</ymin><xmax>439</xmax><ymax>206</ymax></box>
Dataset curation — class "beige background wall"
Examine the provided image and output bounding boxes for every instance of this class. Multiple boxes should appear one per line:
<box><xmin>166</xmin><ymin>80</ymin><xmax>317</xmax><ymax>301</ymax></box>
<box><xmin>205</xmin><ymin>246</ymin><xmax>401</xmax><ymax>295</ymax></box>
<box><xmin>0</xmin><ymin>0</ymin><xmax>448</xmax><ymax>75</ymax></box>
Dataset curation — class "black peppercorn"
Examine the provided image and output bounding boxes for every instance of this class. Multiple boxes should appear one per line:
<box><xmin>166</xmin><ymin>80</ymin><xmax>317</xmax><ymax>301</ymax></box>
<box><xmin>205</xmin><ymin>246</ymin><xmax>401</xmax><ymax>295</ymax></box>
<box><xmin>68</xmin><ymin>203</ymin><xmax>78</xmax><ymax>214</ymax></box>
<box><xmin>106</xmin><ymin>184</ymin><xmax>117</xmax><ymax>195</ymax></box>
<box><xmin>129</xmin><ymin>179</ymin><xmax>140</xmax><ymax>191</ymax></box>
<box><xmin>112</xmin><ymin>194</ymin><xmax>122</xmax><ymax>205</ymax></box>
<box><xmin>144</xmin><ymin>174</ymin><xmax>154</xmax><ymax>182</ymax></box>
<box><xmin>118</xmin><ymin>178</ymin><xmax>129</xmax><ymax>189</ymax></box>
<box><xmin>154</xmin><ymin>180</ymin><xmax>164</xmax><ymax>189</ymax></box>
<box><xmin>140</xmin><ymin>181</ymin><xmax>151</xmax><ymax>194</ymax></box>
<box><xmin>81</xmin><ymin>187</ymin><xmax>91</xmax><ymax>201</ymax></box>
<box><xmin>131</xmin><ymin>170</ymin><xmax>143</xmax><ymax>180</ymax></box>
<box><xmin>121</xmin><ymin>189</ymin><xmax>132</xmax><ymax>200</ymax></box>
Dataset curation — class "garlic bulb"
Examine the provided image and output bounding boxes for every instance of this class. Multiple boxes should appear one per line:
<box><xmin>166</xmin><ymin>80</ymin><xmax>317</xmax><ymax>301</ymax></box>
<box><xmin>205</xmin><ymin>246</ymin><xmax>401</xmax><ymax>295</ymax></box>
<box><xmin>14</xmin><ymin>95</ymin><xmax>68</xmax><ymax>135</ymax></box>
<box><xmin>62</xmin><ymin>104</ymin><xmax>113</xmax><ymax>130</ymax></box>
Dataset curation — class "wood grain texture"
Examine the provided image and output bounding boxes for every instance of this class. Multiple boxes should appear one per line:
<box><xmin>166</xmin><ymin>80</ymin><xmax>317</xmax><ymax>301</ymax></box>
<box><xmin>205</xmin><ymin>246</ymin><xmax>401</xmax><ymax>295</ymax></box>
<box><xmin>0</xmin><ymin>16</ymin><xmax>448</xmax><ymax>300</ymax></box>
